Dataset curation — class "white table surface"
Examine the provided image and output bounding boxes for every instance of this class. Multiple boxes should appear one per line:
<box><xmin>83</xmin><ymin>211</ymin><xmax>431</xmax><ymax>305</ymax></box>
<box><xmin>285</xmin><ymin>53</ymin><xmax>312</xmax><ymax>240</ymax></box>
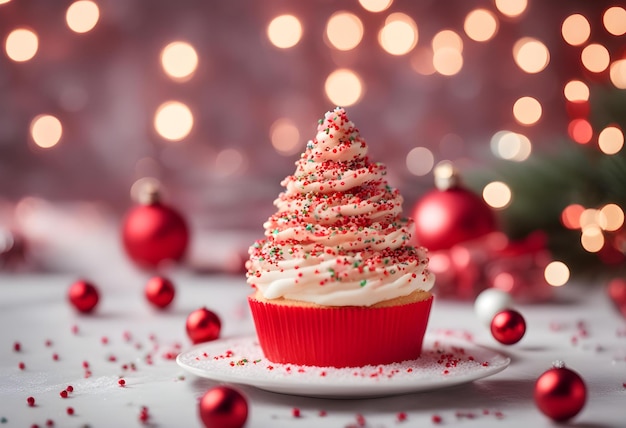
<box><xmin>1</xmin><ymin>271</ymin><xmax>625</xmax><ymax>428</ymax></box>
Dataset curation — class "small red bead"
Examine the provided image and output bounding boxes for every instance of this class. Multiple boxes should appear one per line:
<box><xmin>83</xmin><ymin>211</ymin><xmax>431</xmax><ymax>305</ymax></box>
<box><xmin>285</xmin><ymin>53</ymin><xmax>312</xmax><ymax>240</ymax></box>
<box><xmin>66</xmin><ymin>407</ymin><xmax>74</xmax><ymax>415</ymax></box>
<box><xmin>13</xmin><ymin>342</ymin><xmax>21</xmax><ymax>352</ymax></box>
<box><xmin>45</xmin><ymin>419</ymin><xmax>54</xmax><ymax>426</ymax></box>
<box><xmin>101</xmin><ymin>336</ymin><xmax>109</xmax><ymax>345</ymax></box>
<box><xmin>292</xmin><ymin>408</ymin><xmax>300</xmax><ymax>418</ymax></box>
<box><xmin>27</xmin><ymin>396</ymin><xmax>35</xmax><ymax>406</ymax></box>
<box><xmin>118</xmin><ymin>379</ymin><xmax>126</xmax><ymax>386</ymax></box>
<box><xmin>66</xmin><ymin>385</ymin><xmax>74</xmax><ymax>392</ymax></box>
<box><xmin>52</xmin><ymin>353</ymin><xmax>59</xmax><ymax>361</ymax></box>
<box><xmin>18</xmin><ymin>362</ymin><xmax>25</xmax><ymax>370</ymax></box>
<box><xmin>60</xmin><ymin>390</ymin><xmax>68</xmax><ymax>398</ymax></box>
<box><xmin>432</xmin><ymin>414</ymin><xmax>442</xmax><ymax>424</ymax></box>
<box><xmin>397</xmin><ymin>412</ymin><xmax>407</xmax><ymax>422</ymax></box>
<box><xmin>82</xmin><ymin>361</ymin><xmax>89</xmax><ymax>368</ymax></box>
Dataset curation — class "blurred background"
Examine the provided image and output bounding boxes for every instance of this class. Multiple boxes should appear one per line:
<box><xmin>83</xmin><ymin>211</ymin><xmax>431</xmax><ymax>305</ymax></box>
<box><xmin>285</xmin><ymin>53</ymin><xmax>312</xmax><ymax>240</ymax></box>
<box><xmin>0</xmin><ymin>0</ymin><xmax>625</xmax><ymax>285</ymax></box>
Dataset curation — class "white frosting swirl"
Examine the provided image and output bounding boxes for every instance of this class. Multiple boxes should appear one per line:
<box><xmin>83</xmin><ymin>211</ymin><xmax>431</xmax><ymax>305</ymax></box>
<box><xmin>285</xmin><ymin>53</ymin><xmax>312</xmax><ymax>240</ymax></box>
<box><xmin>246</xmin><ymin>107</ymin><xmax>434</xmax><ymax>306</ymax></box>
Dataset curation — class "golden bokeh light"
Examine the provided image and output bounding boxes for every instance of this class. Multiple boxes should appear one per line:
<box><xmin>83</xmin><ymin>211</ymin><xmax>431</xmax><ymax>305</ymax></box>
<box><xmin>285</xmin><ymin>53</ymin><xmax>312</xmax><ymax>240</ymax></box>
<box><xmin>5</xmin><ymin>28</ymin><xmax>38</xmax><ymax>62</ymax></box>
<box><xmin>494</xmin><ymin>0</ymin><xmax>527</xmax><ymax>18</ymax></box>
<box><xmin>564</xmin><ymin>80</ymin><xmax>589</xmax><ymax>102</ymax></box>
<box><xmin>490</xmin><ymin>130</ymin><xmax>532</xmax><ymax>161</ymax></box>
<box><xmin>603</xmin><ymin>6</ymin><xmax>626</xmax><ymax>36</ymax></box>
<box><xmin>66</xmin><ymin>0</ymin><xmax>100</xmax><ymax>34</ymax></box>
<box><xmin>581</xmin><ymin>225</ymin><xmax>604</xmax><ymax>253</ymax></box>
<box><xmin>513</xmin><ymin>37</ymin><xmax>549</xmax><ymax>74</ymax></box>
<box><xmin>0</xmin><ymin>0</ymin><xmax>12</xmax><ymax>4</ymax></box>
<box><xmin>609</xmin><ymin>59</ymin><xmax>626</xmax><ymax>89</ymax></box>
<box><xmin>568</xmin><ymin>118</ymin><xmax>593</xmax><ymax>144</ymax></box>
<box><xmin>324</xmin><ymin>69</ymin><xmax>363</xmax><ymax>106</ymax></box>
<box><xmin>410</xmin><ymin>47</ymin><xmax>435</xmax><ymax>75</ymax></box>
<box><xmin>561</xmin><ymin>204</ymin><xmax>585</xmax><ymax>229</ymax></box>
<box><xmin>544</xmin><ymin>261</ymin><xmax>570</xmax><ymax>287</ymax></box>
<box><xmin>598</xmin><ymin>126</ymin><xmax>624</xmax><ymax>155</ymax></box>
<box><xmin>464</xmin><ymin>9</ymin><xmax>498</xmax><ymax>42</ymax></box>
<box><xmin>433</xmin><ymin>48</ymin><xmax>463</xmax><ymax>76</ymax></box>
<box><xmin>270</xmin><ymin>118</ymin><xmax>301</xmax><ymax>156</ymax></box>
<box><xmin>513</xmin><ymin>96</ymin><xmax>542</xmax><ymax>126</ymax></box>
<box><xmin>579</xmin><ymin>208</ymin><xmax>599</xmax><ymax>229</ymax></box>
<box><xmin>379</xmin><ymin>13</ymin><xmax>418</xmax><ymax>56</ymax></box>
<box><xmin>561</xmin><ymin>14</ymin><xmax>590</xmax><ymax>46</ymax></box>
<box><xmin>432</xmin><ymin>30</ymin><xmax>463</xmax><ymax>53</ymax></box>
<box><xmin>326</xmin><ymin>11</ymin><xmax>363</xmax><ymax>51</ymax></box>
<box><xmin>160</xmin><ymin>41</ymin><xmax>198</xmax><ymax>81</ymax></box>
<box><xmin>581</xmin><ymin>43</ymin><xmax>610</xmax><ymax>73</ymax></box>
<box><xmin>30</xmin><ymin>115</ymin><xmax>62</xmax><ymax>149</ymax></box>
<box><xmin>154</xmin><ymin>101</ymin><xmax>194</xmax><ymax>141</ymax></box>
<box><xmin>405</xmin><ymin>147</ymin><xmax>435</xmax><ymax>176</ymax></box>
<box><xmin>267</xmin><ymin>14</ymin><xmax>302</xmax><ymax>49</ymax></box>
<box><xmin>358</xmin><ymin>0</ymin><xmax>392</xmax><ymax>13</ymax></box>
<box><xmin>482</xmin><ymin>181</ymin><xmax>512</xmax><ymax>209</ymax></box>
<box><xmin>599</xmin><ymin>204</ymin><xmax>625</xmax><ymax>231</ymax></box>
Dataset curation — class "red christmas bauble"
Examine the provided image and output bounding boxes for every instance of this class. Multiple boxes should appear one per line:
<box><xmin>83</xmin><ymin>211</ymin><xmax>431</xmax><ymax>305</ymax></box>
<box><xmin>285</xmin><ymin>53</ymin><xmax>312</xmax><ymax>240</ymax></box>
<box><xmin>186</xmin><ymin>307</ymin><xmax>221</xmax><ymax>344</ymax></box>
<box><xmin>490</xmin><ymin>309</ymin><xmax>526</xmax><ymax>345</ymax></box>
<box><xmin>144</xmin><ymin>276</ymin><xmax>176</xmax><ymax>309</ymax></box>
<box><xmin>68</xmin><ymin>280</ymin><xmax>100</xmax><ymax>313</ymax></box>
<box><xmin>534</xmin><ymin>363</ymin><xmax>586</xmax><ymax>421</ymax></box>
<box><xmin>199</xmin><ymin>386</ymin><xmax>248</xmax><ymax>428</ymax></box>
<box><xmin>122</xmin><ymin>201</ymin><xmax>189</xmax><ymax>269</ymax></box>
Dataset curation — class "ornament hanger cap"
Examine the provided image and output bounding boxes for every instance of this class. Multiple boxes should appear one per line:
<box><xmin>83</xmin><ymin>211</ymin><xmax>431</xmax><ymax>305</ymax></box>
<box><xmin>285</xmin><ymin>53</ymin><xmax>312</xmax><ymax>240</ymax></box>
<box><xmin>138</xmin><ymin>181</ymin><xmax>161</xmax><ymax>205</ymax></box>
<box><xmin>433</xmin><ymin>161</ymin><xmax>460</xmax><ymax>191</ymax></box>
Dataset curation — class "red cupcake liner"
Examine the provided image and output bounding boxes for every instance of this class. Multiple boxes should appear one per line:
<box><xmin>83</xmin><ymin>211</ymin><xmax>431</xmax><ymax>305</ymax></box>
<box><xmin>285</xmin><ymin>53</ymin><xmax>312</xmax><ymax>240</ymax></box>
<box><xmin>248</xmin><ymin>295</ymin><xmax>433</xmax><ymax>368</ymax></box>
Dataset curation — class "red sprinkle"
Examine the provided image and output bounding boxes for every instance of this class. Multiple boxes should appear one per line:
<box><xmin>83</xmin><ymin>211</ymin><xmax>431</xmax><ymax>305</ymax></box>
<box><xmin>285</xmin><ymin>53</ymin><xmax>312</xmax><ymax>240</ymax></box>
<box><xmin>118</xmin><ymin>379</ymin><xmax>126</xmax><ymax>387</ymax></box>
<box><xmin>356</xmin><ymin>414</ymin><xmax>366</xmax><ymax>426</ymax></box>
<box><xmin>60</xmin><ymin>390</ymin><xmax>68</xmax><ymax>398</ymax></box>
<box><xmin>432</xmin><ymin>414</ymin><xmax>442</xmax><ymax>424</ymax></box>
<box><xmin>66</xmin><ymin>385</ymin><xmax>74</xmax><ymax>392</ymax></box>
<box><xmin>45</xmin><ymin>419</ymin><xmax>54</xmax><ymax>426</ymax></box>
<box><xmin>292</xmin><ymin>408</ymin><xmax>301</xmax><ymax>418</ymax></box>
<box><xmin>101</xmin><ymin>336</ymin><xmax>109</xmax><ymax>345</ymax></box>
<box><xmin>27</xmin><ymin>396</ymin><xmax>35</xmax><ymax>406</ymax></box>
<box><xmin>18</xmin><ymin>362</ymin><xmax>25</xmax><ymax>370</ymax></box>
<box><xmin>13</xmin><ymin>342</ymin><xmax>21</xmax><ymax>352</ymax></box>
<box><xmin>52</xmin><ymin>353</ymin><xmax>59</xmax><ymax>361</ymax></box>
<box><xmin>66</xmin><ymin>407</ymin><xmax>74</xmax><ymax>415</ymax></box>
<box><xmin>397</xmin><ymin>412</ymin><xmax>407</xmax><ymax>422</ymax></box>
<box><xmin>319</xmin><ymin>410</ymin><xmax>327</xmax><ymax>417</ymax></box>
<box><xmin>45</xmin><ymin>339</ymin><xmax>53</xmax><ymax>347</ymax></box>
<box><xmin>82</xmin><ymin>361</ymin><xmax>89</xmax><ymax>369</ymax></box>
<box><xmin>71</xmin><ymin>325</ymin><xmax>79</xmax><ymax>335</ymax></box>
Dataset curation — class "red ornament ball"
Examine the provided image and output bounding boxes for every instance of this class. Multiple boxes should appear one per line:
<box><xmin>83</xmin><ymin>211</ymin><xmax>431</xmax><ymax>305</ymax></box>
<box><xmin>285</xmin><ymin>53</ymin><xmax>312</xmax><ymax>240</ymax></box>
<box><xmin>199</xmin><ymin>386</ymin><xmax>248</xmax><ymax>428</ymax></box>
<box><xmin>490</xmin><ymin>309</ymin><xmax>526</xmax><ymax>345</ymax></box>
<box><xmin>534</xmin><ymin>363</ymin><xmax>586</xmax><ymax>421</ymax></box>
<box><xmin>186</xmin><ymin>307</ymin><xmax>221</xmax><ymax>344</ymax></box>
<box><xmin>68</xmin><ymin>280</ymin><xmax>100</xmax><ymax>313</ymax></box>
<box><xmin>144</xmin><ymin>276</ymin><xmax>176</xmax><ymax>309</ymax></box>
<box><xmin>122</xmin><ymin>201</ymin><xmax>189</xmax><ymax>268</ymax></box>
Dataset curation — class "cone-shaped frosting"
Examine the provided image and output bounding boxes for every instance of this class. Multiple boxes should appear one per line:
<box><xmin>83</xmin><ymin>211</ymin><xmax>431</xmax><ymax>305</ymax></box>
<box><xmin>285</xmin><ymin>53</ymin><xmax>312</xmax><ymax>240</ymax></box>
<box><xmin>246</xmin><ymin>107</ymin><xmax>434</xmax><ymax>306</ymax></box>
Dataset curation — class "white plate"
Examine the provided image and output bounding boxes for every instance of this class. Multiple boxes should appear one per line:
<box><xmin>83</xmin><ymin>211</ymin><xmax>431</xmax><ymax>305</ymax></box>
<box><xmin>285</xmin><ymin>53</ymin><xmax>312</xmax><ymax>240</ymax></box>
<box><xmin>177</xmin><ymin>333</ymin><xmax>510</xmax><ymax>398</ymax></box>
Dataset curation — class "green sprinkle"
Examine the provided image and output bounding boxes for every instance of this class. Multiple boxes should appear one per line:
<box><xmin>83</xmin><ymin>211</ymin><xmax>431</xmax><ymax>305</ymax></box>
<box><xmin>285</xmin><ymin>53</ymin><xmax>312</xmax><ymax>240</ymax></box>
<box><xmin>360</xmin><ymin>280</ymin><xmax>367</xmax><ymax>287</ymax></box>
<box><xmin>305</xmin><ymin>224</ymin><xmax>313</xmax><ymax>231</ymax></box>
<box><xmin>318</xmin><ymin>119</ymin><xmax>323</xmax><ymax>124</ymax></box>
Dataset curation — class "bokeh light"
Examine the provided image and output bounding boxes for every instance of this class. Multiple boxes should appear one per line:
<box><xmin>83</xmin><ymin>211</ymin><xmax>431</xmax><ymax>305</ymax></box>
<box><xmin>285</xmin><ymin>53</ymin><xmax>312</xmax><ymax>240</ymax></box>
<box><xmin>432</xmin><ymin>30</ymin><xmax>463</xmax><ymax>53</ymax></box>
<box><xmin>5</xmin><ymin>28</ymin><xmax>38</xmax><ymax>62</ymax></box>
<box><xmin>609</xmin><ymin>59</ymin><xmax>626</xmax><ymax>89</ymax></box>
<box><xmin>325</xmin><ymin>11</ymin><xmax>363</xmax><ymax>51</ymax></box>
<box><xmin>482</xmin><ymin>181</ymin><xmax>512</xmax><ymax>209</ymax></box>
<box><xmin>561</xmin><ymin>204</ymin><xmax>585</xmax><ymax>229</ymax></box>
<box><xmin>581</xmin><ymin>225</ymin><xmax>604</xmax><ymax>253</ymax></box>
<box><xmin>603</xmin><ymin>6</ymin><xmax>626</xmax><ymax>36</ymax></box>
<box><xmin>66</xmin><ymin>0</ymin><xmax>100</xmax><ymax>34</ymax></box>
<box><xmin>324</xmin><ymin>69</ymin><xmax>363</xmax><ymax>106</ymax></box>
<box><xmin>154</xmin><ymin>101</ymin><xmax>194</xmax><ymax>141</ymax></box>
<box><xmin>410</xmin><ymin>47</ymin><xmax>435</xmax><ymax>75</ymax></box>
<box><xmin>270</xmin><ymin>118</ymin><xmax>301</xmax><ymax>156</ymax></box>
<box><xmin>561</xmin><ymin>14</ymin><xmax>590</xmax><ymax>46</ymax></box>
<box><xmin>599</xmin><ymin>203</ymin><xmax>625</xmax><ymax>231</ymax></box>
<box><xmin>494</xmin><ymin>0</ymin><xmax>527</xmax><ymax>18</ymax></box>
<box><xmin>379</xmin><ymin>13</ymin><xmax>418</xmax><ymax>56</ymax></box>
<box><xmin>30</xmin><ymin>115</ymin><xmax>63</xmax><ymax>149</ymax></box>
<box><xmin>464</xmin><ymin>9</ymin><xmax>498</xmax><ymax>42</ymax></box>
<box><xmin>0</xmin><ymin>0</ymin><xmax>12</xmax><ymax>4</ymax></box>
<box><xmin>490</xmin><ymin>130</ymin><xmax>532</xmax><ymax>161</ymax></box>
<box><xmin>267</xmin><ymin>15</ymin><xmax>302</xmax><ymax>49</ymax></box>
<box><xmin>581</xmin><ymin>44</ymin><xmax>610</xmax><ymax>73</ymax></box>
<box><xmin>598</xmin><ymin>126</ymin><xmax>624</xmax><ymax>155</ymax></box>
<box><xmin>544</xmin><ymin>261</ymin><xmax>570</xmax><ymax>286</ymax></box>
<box><xmin>358</xmin><ymin>0</ymin><xmax>392</xmax><ymax>13</ymax></box>
<box><xmin>405</xmin><ymin>147</ymin><xmax>434</xmax><ymax>176</ymax></box>
<box><xmin>568</xmin><ymin>118</ymin><xmax>593</xmax><ymax>144</ymax></box>
<box><xmin>160</xmin><ymin>41</ymin><xmax>198</xmax><ymax>81</ymax></box>
<box><xmin>513</xmin><ymin>37</ymin><xmax>549</xmax><ymax>74</ymax></box>
<box><xmin>215</xmin><ymin>149</ymin><xmax>246</xmax><ymax>177</ymax></box>
<box><xmin>564</xmin><ymin>80</ymin><xmax>589</xmax><ymax>102</ymax></box>
<box><xmin>579</xmin><ymin>208</ymin><xmax>599</xmax><ymax>229</ymax></box>
<box><xmin>433</xmin><ymin>48</ymin><xmax>463</xmax><ymax>76</ymax></box>
<box><xmin>513</xmin><ymin>96</ymin><xmax>542</xmax><ymax>126</ymax></box>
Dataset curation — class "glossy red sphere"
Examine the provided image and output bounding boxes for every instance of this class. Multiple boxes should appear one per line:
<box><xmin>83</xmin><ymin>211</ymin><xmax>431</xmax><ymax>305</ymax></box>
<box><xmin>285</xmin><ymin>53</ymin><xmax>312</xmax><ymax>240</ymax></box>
<box><xmin>68</xmin><ymin>280</ymin><xmax>100</xmax><ymax>313</ymax></box>
<box><xmin>144</xmin><ymin>276</ymin><xmax>175</xmax><ymax>309</ymax></box>
<box><xmin>490</xmin><ymin>309</ymin><xmax>526</xmax><ymax>345</ymax></box>
<box><xmin>534</xmin><ymin>366</ymin><xmax>586</xmax><ymax>421</ymax></box>
<box><xmin>122</xmin><ymin>202</ymin><xmax>189</xmax><ymax>268</ymax></box>
<box><xmin>199</xmin><ymin>386</ymin><xmax>248</xmax><ymax>428</ymax></box>
<box><xmin>186</xmin><ymin>307</ymin><xmax>221</xmax><ymax>344</ymax></box>
<box><xmin>412</xmin><ymin>187</ymin><xmax>496</xmax><ymax>251</ymax></box>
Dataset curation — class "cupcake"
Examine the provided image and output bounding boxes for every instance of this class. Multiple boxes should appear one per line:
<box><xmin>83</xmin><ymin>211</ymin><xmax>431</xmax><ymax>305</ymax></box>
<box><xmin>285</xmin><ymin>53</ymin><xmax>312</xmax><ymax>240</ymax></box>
<box><xmin>246</xmin><ymin>107</ymin><xmax>435</xmax><ymax>368</ymax></box>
